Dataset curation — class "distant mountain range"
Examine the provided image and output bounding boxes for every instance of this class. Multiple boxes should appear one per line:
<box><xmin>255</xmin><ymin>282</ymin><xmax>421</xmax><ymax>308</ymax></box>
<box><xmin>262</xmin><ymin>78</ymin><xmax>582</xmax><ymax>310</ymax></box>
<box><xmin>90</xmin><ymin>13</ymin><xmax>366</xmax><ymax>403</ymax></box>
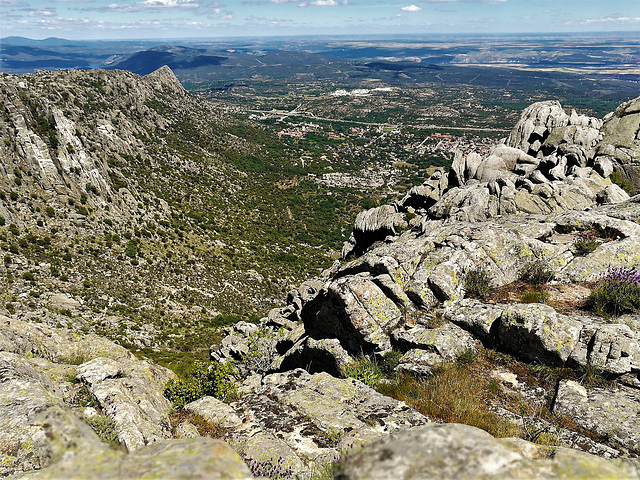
<box><xmin>2</xmin><ymin>33</ymin><xmax>638</xmax><ymax>78</ymax></box>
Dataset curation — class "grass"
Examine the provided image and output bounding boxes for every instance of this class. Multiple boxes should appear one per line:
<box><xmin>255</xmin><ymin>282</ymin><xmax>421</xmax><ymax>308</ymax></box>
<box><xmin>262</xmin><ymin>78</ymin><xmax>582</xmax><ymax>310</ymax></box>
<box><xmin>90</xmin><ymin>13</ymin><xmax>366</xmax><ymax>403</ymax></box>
<box><xmin>573</xmin><ymin>238</ymin><xmax>599</xmax><ymax>256</ymax></box>
<box><xmin>377</xmin><ymin>360</ymin><xmax>520</xmax><ymax>439</ymax></box>
<box><xmin>169</xmin><ymin>410</ymin><xmax>229</xmax><ymax>440</ymax></box>
<box><xmin>520</xmin><ymin>290</ymin><xmax>550</xmax><ymax>304</ymax></box>
<box><xmin>341</xmin><ymin>355</ymin><xmax>383</xmax><ymax>388</ymax></box>
<box><xmin>87</xmin><ymin>414</ymin><xmax>120</xmax><ymax>448</ymax></box>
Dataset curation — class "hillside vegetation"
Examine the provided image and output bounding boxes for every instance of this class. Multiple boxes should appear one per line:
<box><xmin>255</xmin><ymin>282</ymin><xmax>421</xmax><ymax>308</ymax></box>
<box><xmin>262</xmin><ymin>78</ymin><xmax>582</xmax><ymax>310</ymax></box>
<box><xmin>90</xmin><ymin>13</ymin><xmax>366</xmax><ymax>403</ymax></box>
<box><xmin>0</xmin><ymin>66</ymin><xmax>404</xmax><ymax>362</ymax></box>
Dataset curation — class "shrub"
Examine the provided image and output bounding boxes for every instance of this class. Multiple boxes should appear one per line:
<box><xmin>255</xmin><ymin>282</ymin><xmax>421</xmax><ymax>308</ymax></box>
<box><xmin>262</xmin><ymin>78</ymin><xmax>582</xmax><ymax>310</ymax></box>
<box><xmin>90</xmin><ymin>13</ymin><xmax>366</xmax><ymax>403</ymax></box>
<box><xmin>587</xmin><ymin>266</ymin><xmax>640</xmax><ymax>317</ymax></box>
<box><xmin>87</xmin><ymin>415</ymin><xmax>120</xmax><ymax>448</ymax></box>
<box><xmin>341</xmin><ymin>355</ymin><xmax>383</xmax><ymax>388</ymax></box>
<box><xmin>464</xmin><ymin>267</ymin><xmax>493</xmax><ymax>298</ymax></box>
<box><xmin>457</xmin><ymin>348</ymin><xmax>476</xmax><ymax>364</ymax></box>
<box><xmin>242</xmin><ymin>327</ymin><xmax>277</xmax><ymax>374</ymax></box>
<box><xmin>520</xmin><ymin>290</ymin><xmax>550</xmax><ymax>304</ymax></box>
<box><xmin>380</xmin><ymin>350</ymin><xmax>403</xmax><ymax>375</ymax></box>
<box><xmin>573</xmin><ymin>238</ymin><xmax>599</xmax><ymax>256</ymax></box>
<box><xmin>45</xmin><ymin>206</ymin><xmax>55</xmax><ymax>218</ymax></box>
<box><xmin>164</xmin><ymin>361</ymin><xmax>237</xmax><ymax>408</ymax></box>
<box><xmin>124</xmin><ymin>240</ymin><xmax>138</xmax><ymax>258</ymax></box>
<box><xmin>520</xmin><ymin>259</ymin><xmax>553</xmax><ymax>285</ymax></box>
<box><xmin>0</xmin><ymin>216</ymin><xmax>4</xmax><ymax>226</ymax></box>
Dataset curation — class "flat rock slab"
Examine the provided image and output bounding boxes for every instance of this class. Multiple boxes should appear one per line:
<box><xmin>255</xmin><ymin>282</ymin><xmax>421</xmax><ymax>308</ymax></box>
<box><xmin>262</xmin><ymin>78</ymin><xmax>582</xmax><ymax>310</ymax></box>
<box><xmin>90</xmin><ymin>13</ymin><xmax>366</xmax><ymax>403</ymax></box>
<box><xmin>225</xmin><ymin>369</ymin><xmax>429</xmax><ymax>475</ymax></box>
<box><xmin>338</xmin><ymin>423</ymin><xmax>640</xmax><ymax>480</ymax></box>
<box><xmin>553</xmin><ymin>379</ymin><xmax>640</xmax><ymax>453</ymax></box>
<box><xmin>14</xmin><ymin>438</ymin><xmax>253</xmax><ymax>480</ymax></box>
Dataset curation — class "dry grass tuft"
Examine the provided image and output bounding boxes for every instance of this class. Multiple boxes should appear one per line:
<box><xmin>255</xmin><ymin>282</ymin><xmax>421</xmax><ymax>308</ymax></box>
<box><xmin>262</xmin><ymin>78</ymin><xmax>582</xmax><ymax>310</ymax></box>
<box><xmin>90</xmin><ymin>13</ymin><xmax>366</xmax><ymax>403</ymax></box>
<box><xmin>377</xmin><ymin>362</ymin><xmax>520</xmax><ymax>439</ymax></box>
<box><xmin>169</xmin><ymin>410</ymin><xmax>229</xmax><ymax>440</ymax></box>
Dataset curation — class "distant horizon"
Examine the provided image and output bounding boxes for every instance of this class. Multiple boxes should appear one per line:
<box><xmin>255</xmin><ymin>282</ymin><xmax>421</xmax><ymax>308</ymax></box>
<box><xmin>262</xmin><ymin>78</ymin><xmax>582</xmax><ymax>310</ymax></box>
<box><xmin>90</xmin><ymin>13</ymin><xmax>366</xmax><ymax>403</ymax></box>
<box><xmin>3</xmin><ymin>30</ymin><xmax>639</xmax><ymax>44</ymax></box>
<box><xmin>2</xmin><ymin>0</ymin><xmax>639</xmax><ymax>41</ymax></box>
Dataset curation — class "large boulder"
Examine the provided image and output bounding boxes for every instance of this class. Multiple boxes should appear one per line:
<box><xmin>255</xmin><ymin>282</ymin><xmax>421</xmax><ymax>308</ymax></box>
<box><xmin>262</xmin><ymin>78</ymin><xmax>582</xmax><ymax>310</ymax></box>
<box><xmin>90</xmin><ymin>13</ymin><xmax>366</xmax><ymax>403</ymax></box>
<box><xmin>553</xmin><ymin>380</ymin><xmax>640</xmax><ymax>453</ymax></box>
<box><xmin>498</xmin><ymin>303</ymin><xmax>582</xmax><ymax>366</ymax></box>
<box><xmin>14</xmin><ymin>438</ymin><xmax>253</xmax><ymax>480</ymax></box>
<box><xmin>594</xmin><ymin>96</ymin><xmax>640</xmax><ymax>192</ymax></box>
<box><xmin>337</xmin><ymin>423</ymin><xmax>639</xmax><ymax>480</ymax></box>
<box><xmin>218</xmin><ymin>369</ymin><xmax>429</xmax><ymax>476</ymax></box>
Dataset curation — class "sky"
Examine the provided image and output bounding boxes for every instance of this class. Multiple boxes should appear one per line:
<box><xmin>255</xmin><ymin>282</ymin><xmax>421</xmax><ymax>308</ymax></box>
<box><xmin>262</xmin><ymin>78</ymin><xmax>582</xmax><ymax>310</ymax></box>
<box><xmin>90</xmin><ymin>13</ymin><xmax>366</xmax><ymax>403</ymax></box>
<box><xmin>1</xmin><ymin>0</ymin><xmax>639</xmax><ymax>40</ymax></box>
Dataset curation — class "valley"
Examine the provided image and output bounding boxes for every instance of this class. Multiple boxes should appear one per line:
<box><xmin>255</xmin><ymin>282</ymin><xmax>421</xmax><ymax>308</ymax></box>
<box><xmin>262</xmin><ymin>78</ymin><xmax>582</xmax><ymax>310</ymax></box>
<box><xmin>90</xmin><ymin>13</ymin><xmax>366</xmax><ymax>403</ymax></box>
<box><xmin>0</xmin><ymin>31</ymin><xmax>640</xmax><ymax>478</ymax></box>
<box><xmin>0</xmin><ymin>32</ymin><xmax>638</xmax><ymax>370</ymax></box>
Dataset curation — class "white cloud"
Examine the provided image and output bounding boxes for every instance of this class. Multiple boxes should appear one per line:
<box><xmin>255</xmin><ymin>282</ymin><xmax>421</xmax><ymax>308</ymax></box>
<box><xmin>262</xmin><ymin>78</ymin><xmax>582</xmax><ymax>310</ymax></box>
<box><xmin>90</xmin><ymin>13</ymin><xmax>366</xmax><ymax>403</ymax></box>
<box><xmin>579</xmin><ymin>16</ymin><xmax>640</xmax><ymax>24</ymax></box>
<box><xmin>28</xmin><ymin>8</ymin><xmax>56</xmax><ymax>16</ymax></box>
<box><xmin>401</xmin><ymin>4</ymin><xmax>421</xmax><ymax>12</ymax></box>
<box><xmin>139</xmin><ymin>0</ymin><xmax>198</xmax><ymax>7</ymax></box>
<box><xmin>427</xmin><ymin>0</ymin><xmax>507</xmax><ymax>3</ymax></box>
<box><xmin>298</xmin><ymin>0</ymin><xmax>347</xmax><ymax>6</ymax></box>
<box><xmin>85</xmin><ymin>0</ymin><xmax>199</xmax><ymax>12</ymax></box>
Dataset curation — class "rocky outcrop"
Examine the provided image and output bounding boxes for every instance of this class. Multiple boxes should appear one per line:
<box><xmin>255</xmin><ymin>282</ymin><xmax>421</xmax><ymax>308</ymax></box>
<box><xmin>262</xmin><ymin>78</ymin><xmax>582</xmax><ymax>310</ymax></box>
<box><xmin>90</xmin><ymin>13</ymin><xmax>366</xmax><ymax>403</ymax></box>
<box><xmin>210</xmin><ymin>99</ymin><xmax>640</xmax><ymax>467</ymax></box>
<box><xmin>183</xmin><ymin>369</ymin><xmax>428</xmax><ymax>476</ymax></box>
<box><xmin>553</xmin><ymin>380</ymin><xmax>640</xmax><ymax>453</ymax></box>
<box><xmin>214</xmin><ymin>199</ymin><xmax>640</xmax><ymax>381</ymax></box>
<box><xmin>14</xmin><ymin>438</ymin><xmax>253</xmax><ymax>480</ymax></box>
<box><xmin>594</xmin><ymin>96</ymin><xmax>640</xmax><ymax>191</ymax></box>
<box><xmin>337</xmin><ymin>423</ymin><xmax>640</xmax><ymax>479</ymax></box>
<box><xmin>342</xmin><ymin>99</ymin><xmax>636</xmax><ymax>255</ymax></box>
<box><xmin>445</xmin><ymin>300</ymin><xmax>640</xmax><ymax>375</ymax></box>
<box><xmin>0</xmin><ymin>316</ymin><xmax>181</xmax><ymax>476</ymax></box>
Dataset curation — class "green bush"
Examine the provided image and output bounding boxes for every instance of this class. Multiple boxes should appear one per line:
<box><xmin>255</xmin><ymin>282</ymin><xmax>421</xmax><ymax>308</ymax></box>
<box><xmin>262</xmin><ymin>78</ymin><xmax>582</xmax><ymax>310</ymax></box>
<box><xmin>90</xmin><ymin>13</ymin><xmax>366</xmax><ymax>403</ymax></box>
<box><xmin>381</xmin><ymin>350</ymin><xmax>403</xmax><ymax>375</ymax></box>
<box><xmin>573</xmin><ymin>238</ymin><xmax>599</xmax><ymax>256</ymax></box>
<box><xmin>87</xmin><ymin>415</ymin><xmax>120</xmax><ymax>448</ymax></box>
<box><xmin>164</xmin><ymin>361</ymin><xmax>237</xmax><ymax>408</ymax></box>
<box><xmin>124</xmin><ymin>240</ymin><xmax>138</xmax><ymax>258</ymax></box>
<box><xmin>341</xmin><ymin>356</ymin><xmax>383</xmax><ymax>388</ymax></box>
<box><xmin>45</xmin><ymin>206</ymin><xmax>55</xmax><ymax>218</ymax></box>
<box><xmin>464</xmin><ymin>267</ymin><xmax>493</xmax><ymax>298</ymax></box>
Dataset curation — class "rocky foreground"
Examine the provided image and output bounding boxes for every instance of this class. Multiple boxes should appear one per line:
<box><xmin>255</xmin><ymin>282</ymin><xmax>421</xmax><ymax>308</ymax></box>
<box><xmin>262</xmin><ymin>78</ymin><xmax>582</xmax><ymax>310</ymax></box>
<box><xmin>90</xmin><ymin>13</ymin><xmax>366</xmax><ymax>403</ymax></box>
<box><xmin>2</xmin><ymin>97</ymin><xmax>640</xmax><ymax>478</ymax></box>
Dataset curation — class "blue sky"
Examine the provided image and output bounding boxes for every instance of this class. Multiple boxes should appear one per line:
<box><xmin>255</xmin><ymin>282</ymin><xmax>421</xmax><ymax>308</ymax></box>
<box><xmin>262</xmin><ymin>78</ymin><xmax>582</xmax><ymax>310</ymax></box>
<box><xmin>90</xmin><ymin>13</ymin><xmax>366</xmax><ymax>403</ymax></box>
<box><xmin>1</xmin><ymin>0</ymin><xmax>639</xmax><ymax>40</ymax></box>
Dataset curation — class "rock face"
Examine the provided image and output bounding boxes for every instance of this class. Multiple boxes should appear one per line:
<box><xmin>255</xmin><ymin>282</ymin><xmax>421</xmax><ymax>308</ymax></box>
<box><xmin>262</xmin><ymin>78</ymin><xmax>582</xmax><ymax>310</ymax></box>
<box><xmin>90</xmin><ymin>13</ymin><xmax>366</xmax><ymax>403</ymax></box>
<box><xmin>553</xmin><ymin>380</ymin><xmax>640</xmax><ymax>453</ymax></box>
<box><xmin>341</xmin><ymin>98</ymin><xmax>635</xmax><ymax>255</ymax></box>
<box><xmin>14</xmin><ymin>438</ymin><xmax>253</xmax><ymax>480</ymax></box>
<box><xmin>215</xmin><ymin>203</ymin><xmax>640</xmax><ymax>377</ymax></box>
<box><xmin>0</xmin><ymin>316</ymin><xmax>194</xmax><ymax>477</ymax></box>
<box><xmin>338</xmin><ymin>424</ymin><xmax>640</xmax><ymax>480</ymax></box>
<box><xmin>595</xmin><ymin>96</ymin><xmax>640</xmax><ymax>191</ymax></box>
